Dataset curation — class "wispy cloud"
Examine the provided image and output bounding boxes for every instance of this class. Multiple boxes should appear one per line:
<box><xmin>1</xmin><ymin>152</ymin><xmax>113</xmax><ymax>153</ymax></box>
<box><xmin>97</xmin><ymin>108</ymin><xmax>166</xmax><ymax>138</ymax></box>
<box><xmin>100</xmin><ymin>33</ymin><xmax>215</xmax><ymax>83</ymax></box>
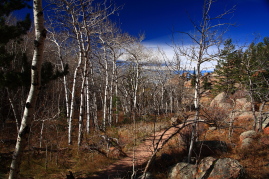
<box><xmin>142</xmin><ymin>41</ymin><xmax>218</xmax><ymax>71</ymax></box>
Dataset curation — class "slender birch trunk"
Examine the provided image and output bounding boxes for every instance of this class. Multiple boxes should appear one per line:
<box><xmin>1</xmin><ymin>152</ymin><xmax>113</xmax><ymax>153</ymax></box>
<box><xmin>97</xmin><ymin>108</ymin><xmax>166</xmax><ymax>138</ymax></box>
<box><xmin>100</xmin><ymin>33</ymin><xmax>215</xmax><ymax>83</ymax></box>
<box><xmin>67</xmin><ymin>5</ymin><xmax>87</xmax><ymax>144</ymax></box>
<box><xmin>100</xmin><ymin>37</ymin><xmax>109</xmax><ymax>130</ymax></box>
<box><xmin>123</xmin><ymin>87</ymin><xmax>130</xmax><ymax>114</ymax></box>
<box><xmin>6</xmin><ymin>89</ymin><xmax>20</xmax><ymax>133</ymax></box>
<box><xmin>103</xmin><ymin>57</ymin><xmax>108</xmax><ymax>129</ymax></box>
<box><xmin>112</xmin><ymin>49</ymin><xmax>120</xmax><ymax>123</ymax></box>
<box><xmin>47</xmin><ymin>32</ymin><xmax>70</xmax><ymax>121</ymax></box>
<box><xmin>56</xmin><ymin>44</ymin><xmax>69</xmax><ymax>121</ymax></box>
<box><xmin>78</xmin><ymin>61</ymin><xmax>87</xmax><ymax>146</ymax></box>
<box><xmin>161</xmin><ymin>85</ymin><xmax>164</xmax><ymax>110</ymax></box>
<box><xmin>93</xmin><ymin>92</ymin><xmax>99</xmax><ymax>130</ymax></box>
<box><xmin>170</xmin><ymin>91</ymin><xmax>173</xmax><ymax>113</ymax></box>
<box><xmin>62</xmin><ymin>65</ymin><xmax>69</xmax><ymax>121</ymax></box>
<box><xmin>39</xmin><ymin>120</ymin><xmax>45</xmax><ymax>148</ymax></box>
<box><xmin>131</xmin><ymin>59</ymin><xmax>139</xmax><ymax>178</ymax></box>
<box><xmin>187</xmin><ymin>58</ymin><xmax>201</xmax><ymax>164</ymax></box>
<box><xmin>9</xmin><ymin>0</ymin><xmax>46</xmax><ymax>178</ymax></box>
<box><xmin>247</xmin><ymin>74</ymin><xmax>259</xmax><ymax>131</ymax></box>
<box><xmin>68</xmin><ymin>53</ymin><xmax>82</xmax><ymax>145</ymax></box>
<box><xmin>115</xmin><ymin>77</ymin><xmax>119</xmax><ymax>123</ymax></box>
<box><xmin>86</xmin><ymin>76</ymin><xmax>90</xmax><ymax>134</ymax></box>
<box><xmin>108</xmin><ymin>60</ymin><xmax>115</xmax><ymax>125</ymax></box>
<box><xmin>90</xmin><ymin>66</ymin><xmax>99</xmax><ymax>131</ymax></box>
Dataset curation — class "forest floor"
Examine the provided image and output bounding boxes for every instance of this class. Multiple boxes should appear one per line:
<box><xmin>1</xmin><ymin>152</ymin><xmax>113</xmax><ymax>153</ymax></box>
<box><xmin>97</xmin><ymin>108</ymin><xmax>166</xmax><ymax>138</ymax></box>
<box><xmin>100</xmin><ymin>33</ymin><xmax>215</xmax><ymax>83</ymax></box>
<box><xmin>88</xmin><ymin>124</ymin><xmax>183</xmax><ymax>179</ymax></box>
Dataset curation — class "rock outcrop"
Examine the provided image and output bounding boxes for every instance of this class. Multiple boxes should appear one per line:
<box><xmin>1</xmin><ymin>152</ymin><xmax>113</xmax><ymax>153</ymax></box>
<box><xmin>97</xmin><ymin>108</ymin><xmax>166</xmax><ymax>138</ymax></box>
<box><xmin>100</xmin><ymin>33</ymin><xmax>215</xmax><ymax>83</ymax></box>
<box><xmin>239</xmin><ymin>130</ymin><xmax>258</xmax><ymax>141</ymax></box>
<box><xmin>169</xmin><ymin>162</ymin><xmax>197</xmax><ymax>179</ymax></box>
<box><xmin>239</xmin><ymin>130</ymin><xmax>258</xmax><ymax>149</ymax></box>
<box><xmin>210</xmin><ymin>92</ymin><xmax>232</xmax><ymax>109</ymax></box>
<box><xmin>169</xmin><ymin>157</ymin><xmax>244</xmax><ymax>179</ymax></box>
<box><xmin>235</xmin><ymin>98</ymin><xmax>251</xmax><ymax>111</ymax></box>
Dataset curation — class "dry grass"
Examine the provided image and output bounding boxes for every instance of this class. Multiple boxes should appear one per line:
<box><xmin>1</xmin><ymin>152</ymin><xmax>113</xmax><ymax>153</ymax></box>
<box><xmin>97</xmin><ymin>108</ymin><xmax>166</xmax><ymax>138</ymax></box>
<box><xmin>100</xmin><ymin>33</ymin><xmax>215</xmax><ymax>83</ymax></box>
<box><xmin>200</xmin><ymin>116</ymin><xmax>269</xmax><ymax>179</ymax></box>
<box><xmin>0</xmin><ymin>113</ymin><xmax>172</xmax><ymax>178</ymax></box>
<box><xmin>2</xmin><ymin>109</ymin><xmax>269</xmax><ymax>178</ymax></box>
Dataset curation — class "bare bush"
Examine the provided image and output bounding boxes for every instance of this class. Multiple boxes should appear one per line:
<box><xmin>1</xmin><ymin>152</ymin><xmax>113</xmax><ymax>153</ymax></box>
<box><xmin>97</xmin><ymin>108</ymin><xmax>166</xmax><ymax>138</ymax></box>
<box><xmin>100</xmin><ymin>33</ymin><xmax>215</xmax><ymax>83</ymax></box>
<box><xmin>201</xmin><ymin>106</ymin><xmax>230</xmax><ymax>129</ymax></box>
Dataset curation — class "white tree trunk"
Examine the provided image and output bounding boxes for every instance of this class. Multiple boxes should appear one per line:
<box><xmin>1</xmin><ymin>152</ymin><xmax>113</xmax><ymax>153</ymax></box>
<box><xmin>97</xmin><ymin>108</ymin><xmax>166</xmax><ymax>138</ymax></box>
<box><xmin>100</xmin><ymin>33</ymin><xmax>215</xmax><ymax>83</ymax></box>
<box><xmin>115</xmin><ymin>79</ymin><xmax>119</xmax><ymax>123</ymax></box>
<box><xmin>108</xmin><ymin>60</ymin><xmax>115</xmax><ymax>125</ymax></box>
<box><xmin>39</xmin><ymin>120</ymin><xmax>45</xmax><ymax>148</ymax></box>
<box><xmin>100</xmin><ymin>37</ymin><xmax>109</xmax><ymax>130</ymax></box>
<box><xmin>9</xmin><ymin>0</ymin><xmax>46</xmax><ymax>178</ymax></box>
<box><xmin>68</xmin><ymin>54</ymin><xmax>82</xmax><ymax>145</ymax></box>
<box><xmin>86</xmin><ymin>76</ymin><xmax>90</xmax><ymax>134</ymax></box>
<box><xmin>78</xmin><ymin>61</ymin><xmax>87</xmax><ymax>146</ymax></box>
<box><xmin>47</xmin><ymin>33</ymin><xmax>70</xmax><ymax>121</ymax></box>
<box><xmin>90</xmin><ymin>66</ymin><xmax>99</xmax><ymax>131</ymax></box>
<box><xmin>187</xmin><ymin>60</ymin><xmax>201</xmax><ymax>164</ymax></box>
<box><xmin>170</xmin><ymin>92</ymin><xmax>173</xmax><ymax>113</ymax></box>
<box><xmin>57</xmin><ymin>45</ymin><xmax>69</xmax><ymax>121</ymax></box>
<box><xmin>102</xmin><ymin>58</ymin><xmax>108</xmax><ymax>129</ymax></box>
<box><xmin>93</xmin><ymin>92</ymin><xmax>99</xmax><ymax>130</ymax></box>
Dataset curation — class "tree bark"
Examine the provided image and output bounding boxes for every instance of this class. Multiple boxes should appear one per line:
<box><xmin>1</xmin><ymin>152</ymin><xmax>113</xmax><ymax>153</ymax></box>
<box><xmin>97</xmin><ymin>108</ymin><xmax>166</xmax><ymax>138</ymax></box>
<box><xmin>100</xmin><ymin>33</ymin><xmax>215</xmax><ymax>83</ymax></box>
<box><xmin>9</xmin><ymin>0</ymin><xmax>46</xmax><ymax>178</ymax></box>
<box><xmin>78</xmin><ymin>61</ymin><xmax>87</xmax><ymax>146</ymax></box>
<box><xmin>68</xmin><ymin>53</ymin><xmax>82</xmax><ymax>145</ymax></box>
<box><xmin>86</xmin><ymin>76</ymin><xmax>91</xmax><ymax>134</ymax></box>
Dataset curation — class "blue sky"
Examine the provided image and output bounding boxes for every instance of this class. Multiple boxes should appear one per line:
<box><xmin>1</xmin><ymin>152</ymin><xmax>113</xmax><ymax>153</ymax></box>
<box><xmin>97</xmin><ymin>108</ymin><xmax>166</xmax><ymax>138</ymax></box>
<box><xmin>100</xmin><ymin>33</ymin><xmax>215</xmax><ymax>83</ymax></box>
<box><xmin>114</xmin><ymin>0</ymin><xmax>269</xmax><ymax>44</ymax></box>
<box><xmin>13</xmin><ymin>0</ymin><xmax>269</xmax><ymax>70</ymax></box>
<box><xmin>112</xmin><ymin>0</ymin><xmax>269</xmax><ymax>70</ymax></box>
<box><xmin>15</xmin><ymin>0</ymin><xmax>269</xmax><ymax>44</ymax></box>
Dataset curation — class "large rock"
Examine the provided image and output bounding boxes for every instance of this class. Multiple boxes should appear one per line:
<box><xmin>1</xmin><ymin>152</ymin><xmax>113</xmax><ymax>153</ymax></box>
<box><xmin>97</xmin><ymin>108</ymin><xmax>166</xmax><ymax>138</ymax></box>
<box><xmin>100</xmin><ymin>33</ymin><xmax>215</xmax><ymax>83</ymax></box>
<box><xmin>210</xmin><ymin>92</ymin><xmax>232</xmax><ymax>109</ymax></box>
<box><xmin>235</xmin><ymin>98</ymin><xmax>251</xmax><ymax>111</ymax></box>
<box><xmin>169</xmin><ymin>162</ymin><xmax>196</xmax><ymax>179</ymax></box>
<box><xmin>239</xmin><ymin>130</ymin><xmax>258</xmax><ymax>149</ymax></box>
<box><xmin>169</xmin><ymin>157</ymin><xmax>244</xmax><ymax>179</ymax></box>
<box><xmin>260</xmin><ymin>136</ymin><xmax>269</xmax><ymax>146</ymax></box>
<box><xmin>241</xmin><ymin>138</ymin><xmax>254</xmax><ymax>149</ymax></box>
<box><xmin>211</xmin><ymin>92</ymin><xmax>226</xmax><ymax>104</ymax></box>
<box><xmin>195</xmin><ymin>156</ymin><xmax>217</xmax><ymax>178</ymax></box>
<box><xmin>207</xmin><ymin>158</ymin><xmax>244</xmax><ymax>179</ymax></box>
<box><xmin>239</xmin><ymin>130</ymin><xmax>257</xmax><ymax>142</ymax></box>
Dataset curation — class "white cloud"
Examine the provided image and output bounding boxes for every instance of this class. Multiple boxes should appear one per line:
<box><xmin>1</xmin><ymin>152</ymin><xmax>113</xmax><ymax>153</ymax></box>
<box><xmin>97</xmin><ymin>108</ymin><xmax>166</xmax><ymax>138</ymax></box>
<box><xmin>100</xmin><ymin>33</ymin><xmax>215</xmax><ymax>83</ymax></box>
<box><xmin>142</xmin><ymin>41</ymin><xmax>218</xmax><ymax>71</ymax></box>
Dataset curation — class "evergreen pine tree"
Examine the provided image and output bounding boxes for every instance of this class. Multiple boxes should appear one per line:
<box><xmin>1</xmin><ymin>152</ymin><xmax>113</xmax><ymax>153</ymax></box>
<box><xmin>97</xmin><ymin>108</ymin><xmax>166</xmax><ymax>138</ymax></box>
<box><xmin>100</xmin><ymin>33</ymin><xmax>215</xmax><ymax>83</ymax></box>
<box><xmin>0</xmin><ymin>0</ymin><xmax>31</xmax><ymax>89</ymax></box>
<box><xmin>213</xmin><ymin>39</ymin><xmax>243</xmax><ymax>94</ymax></box>
<box><xmin>202</xmin><ymin>75</ymin><xmax>212</xmax><ymax>90</ymax></box>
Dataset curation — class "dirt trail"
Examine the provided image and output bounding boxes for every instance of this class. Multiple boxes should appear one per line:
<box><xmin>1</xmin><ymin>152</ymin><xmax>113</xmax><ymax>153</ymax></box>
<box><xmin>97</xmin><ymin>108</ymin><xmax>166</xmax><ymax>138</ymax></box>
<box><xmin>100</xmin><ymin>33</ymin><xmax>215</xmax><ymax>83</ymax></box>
<box><xmin>89</xmin><ymin>125</ymin><xmax>182</xmax><ymax>179</ymax></box>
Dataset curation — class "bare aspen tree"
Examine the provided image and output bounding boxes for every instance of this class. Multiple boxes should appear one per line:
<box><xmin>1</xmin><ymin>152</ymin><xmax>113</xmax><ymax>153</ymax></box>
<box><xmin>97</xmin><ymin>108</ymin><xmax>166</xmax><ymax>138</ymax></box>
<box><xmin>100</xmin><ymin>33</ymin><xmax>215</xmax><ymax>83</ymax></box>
<box><xmin>99</xmin><ymin>35</ymin><xmax>109</xmax><ymax>129</ymax></box>
<box><xmin>174</xmin><ymin>0</ymin><xmax>235</xmax><ymax>163</ymax></box>
<box><xmin>121</xmin><ymin>40</ymin><xmax>156</xmax><ymax>178</ymax></box>
<box><xmin>46</xmin><ymin>30</ymin><xmax>70</xmax><ymax>122</ymax></box>
<box><xmin>48</xmin><ymin>0</ymin><xmax>118</xmax><ymax>144</ymax></box>
<box><xmin>9</xmin><ymin>0</ymin><xmax>46</xmax><ymax>178</ymax></box>
<box><xmin>98</xmin><ymin>21</ymin><xmax>133</xmax><ymax>126</ymax></box>
<box><xmin>106</xmin><ymin>30</ymin><xmax>129</xmax><ymax>125</ymax></box>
